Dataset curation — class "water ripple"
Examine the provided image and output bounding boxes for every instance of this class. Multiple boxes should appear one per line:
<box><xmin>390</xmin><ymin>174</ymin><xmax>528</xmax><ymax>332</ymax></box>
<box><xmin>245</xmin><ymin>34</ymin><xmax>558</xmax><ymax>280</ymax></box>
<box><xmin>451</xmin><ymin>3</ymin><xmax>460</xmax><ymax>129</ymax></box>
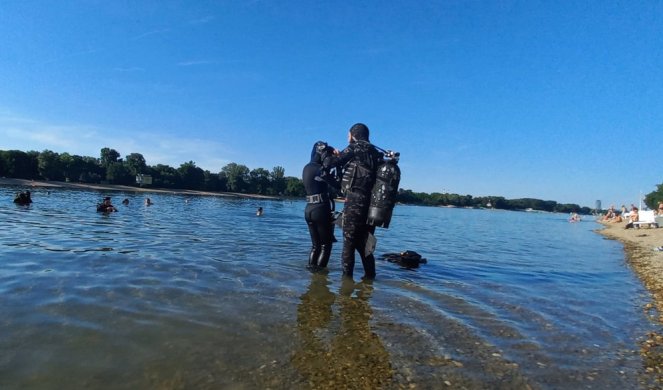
<box><xmin>0</xmin><ymin>187</ymin><xmax>658</xmax><ymax>388</ymax></box>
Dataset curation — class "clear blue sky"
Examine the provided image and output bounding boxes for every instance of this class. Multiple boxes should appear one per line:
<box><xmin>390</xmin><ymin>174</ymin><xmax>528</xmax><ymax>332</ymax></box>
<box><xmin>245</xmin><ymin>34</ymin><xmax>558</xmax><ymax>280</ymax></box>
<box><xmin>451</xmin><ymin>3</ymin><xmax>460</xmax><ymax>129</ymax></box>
<box><xmin>1</xmin><ymin>1</ymin><xmax>662</xmax><ymax>208</ymax></box>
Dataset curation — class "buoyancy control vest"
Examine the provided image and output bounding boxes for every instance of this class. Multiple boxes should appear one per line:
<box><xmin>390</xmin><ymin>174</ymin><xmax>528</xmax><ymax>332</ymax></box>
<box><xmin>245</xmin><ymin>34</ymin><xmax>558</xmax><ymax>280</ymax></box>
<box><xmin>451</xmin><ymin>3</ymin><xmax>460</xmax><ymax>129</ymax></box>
<box><xmin>340</xmin><ymin>141</ymin><xmax>379</xmax><ymax>195</ymax></box>
<box><xmin>367</xmin><ymin>154</ymin><xmax>400</xmax><ymax>228</ymax></box>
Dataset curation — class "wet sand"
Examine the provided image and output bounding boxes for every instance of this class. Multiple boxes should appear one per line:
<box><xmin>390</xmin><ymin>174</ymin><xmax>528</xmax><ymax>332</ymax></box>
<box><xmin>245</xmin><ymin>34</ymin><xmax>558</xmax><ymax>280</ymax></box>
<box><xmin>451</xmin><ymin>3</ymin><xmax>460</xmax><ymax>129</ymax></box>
<box><xmin>0</xmin><ymin>178</ymin><xmax>278</xmax><ymax>200</ymax></box>
<box><xmin>597</xmin><ymin>220</ymin><xmax>663</xmax><ymax>384</ymax></box>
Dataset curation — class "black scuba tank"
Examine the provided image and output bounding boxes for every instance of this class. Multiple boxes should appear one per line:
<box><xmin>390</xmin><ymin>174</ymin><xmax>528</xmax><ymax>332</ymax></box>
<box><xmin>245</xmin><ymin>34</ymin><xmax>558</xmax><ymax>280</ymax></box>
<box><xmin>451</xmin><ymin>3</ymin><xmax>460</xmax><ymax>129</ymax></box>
<box><xmin>367</xmin><ymin>156</ymin><xmax>400</xmax><ymax>228</ymax></box>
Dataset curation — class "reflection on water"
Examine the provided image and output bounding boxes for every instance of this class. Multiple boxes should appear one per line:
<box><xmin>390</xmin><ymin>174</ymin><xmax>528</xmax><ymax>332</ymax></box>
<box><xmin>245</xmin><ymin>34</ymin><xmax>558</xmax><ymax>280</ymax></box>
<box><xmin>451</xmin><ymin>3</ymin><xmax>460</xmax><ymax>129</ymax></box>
<box><xmin>294</xmin><ymin>275</ymin><xmax>393</xmax><ymax>388</ymax></box>
<box><xmin>0</xmin><ymin>186</ymin><xmax>661</xmax><ymax>389</ymax></box>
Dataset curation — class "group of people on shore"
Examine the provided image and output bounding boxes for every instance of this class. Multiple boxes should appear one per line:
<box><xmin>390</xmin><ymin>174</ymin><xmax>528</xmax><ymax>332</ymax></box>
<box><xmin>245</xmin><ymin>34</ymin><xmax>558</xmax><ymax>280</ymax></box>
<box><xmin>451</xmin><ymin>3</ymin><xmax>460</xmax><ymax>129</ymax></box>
<box><xmin>602</xmin><ymin>204</ymin><xmax>639</xmax><ymax>227</ymax></box>
<box><xmin>303</xmin><ymin>123</ymin><xmax>397</xmax><ymax>280</ymax></box>
<box><xmin>602</xmin><ymin>202</ymin><xmax>663</xmax><ymax>229</ymax></box>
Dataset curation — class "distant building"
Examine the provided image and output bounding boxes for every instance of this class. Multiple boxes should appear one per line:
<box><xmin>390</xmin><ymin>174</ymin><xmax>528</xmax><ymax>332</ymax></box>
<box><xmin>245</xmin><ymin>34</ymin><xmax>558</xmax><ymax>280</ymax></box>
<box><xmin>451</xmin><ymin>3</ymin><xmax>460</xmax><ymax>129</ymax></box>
<box><xmin>136</xmin><ymin>174</ymin><xmax>153</xmax><ymax>186</ymax></box>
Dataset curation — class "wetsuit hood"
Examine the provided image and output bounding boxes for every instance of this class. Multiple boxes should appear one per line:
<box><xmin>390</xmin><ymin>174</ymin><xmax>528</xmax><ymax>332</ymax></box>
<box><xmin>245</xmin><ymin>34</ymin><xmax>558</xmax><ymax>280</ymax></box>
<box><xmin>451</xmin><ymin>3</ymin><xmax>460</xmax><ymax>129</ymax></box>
<box><xmin>350</xmin><ymin>123</ymin><xmax>369</xmax><ymax>142</ymax></box>
<box><xmin>310</xmin><ymin>141</ymin><xmax>331</xmax><ymax>163</ymax></box>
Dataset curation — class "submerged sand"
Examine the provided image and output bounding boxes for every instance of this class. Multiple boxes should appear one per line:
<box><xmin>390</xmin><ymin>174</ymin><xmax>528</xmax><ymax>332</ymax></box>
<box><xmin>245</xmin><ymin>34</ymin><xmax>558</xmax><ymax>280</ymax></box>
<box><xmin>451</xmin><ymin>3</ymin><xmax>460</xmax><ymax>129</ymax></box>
<box><xmin>597</xmin><ymin>221</ymin><xmax>663</xmax><ymax>384</ymax></box>
<box><xmin>4</xmin><ymin>178</ymin><xmax>661</xmax><ymax>384</ymax></box>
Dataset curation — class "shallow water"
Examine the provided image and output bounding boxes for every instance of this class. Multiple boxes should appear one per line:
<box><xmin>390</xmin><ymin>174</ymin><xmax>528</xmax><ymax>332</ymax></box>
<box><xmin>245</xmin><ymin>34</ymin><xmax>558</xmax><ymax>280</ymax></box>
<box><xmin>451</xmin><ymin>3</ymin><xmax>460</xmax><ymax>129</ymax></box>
<box><xmin>0</xmin><ymin>187</ymin><xmax>659</xmax><ymax>389</ymax></box>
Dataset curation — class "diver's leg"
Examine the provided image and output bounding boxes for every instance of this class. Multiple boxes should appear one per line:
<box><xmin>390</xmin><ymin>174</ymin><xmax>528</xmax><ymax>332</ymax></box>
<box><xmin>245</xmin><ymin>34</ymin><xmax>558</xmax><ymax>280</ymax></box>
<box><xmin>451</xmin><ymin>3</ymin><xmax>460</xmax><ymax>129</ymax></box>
<box><xmin>360</xmin><ymin>253</ymin><xmax>376</xmax><ymax>280</ymax></box>
<box><xmin>317</xmin><ymin>244</ymin><xmax>332</xmax><ymax>268</ymax></box>
<box><xmin>307</xmin><ymin>223</ymin><xmax>321</xmax><ymax>268</ymax></box>
<box><xmin>341</xmin><ymin>212</ymin><xmax>359</xmax><ymax>278</ymax></box>
<box><xmin>341</xmin><ymin>195</ymin><xmax>368</xmax><ymax>278</ymax></box>
<box><xmin>306</xmin><ymin>207</ymin><xmax>321</xmax><ymax>268</ymax></box>
<box><xmin>315</xmin><ymin>208</ymin><xmax>334</xmax><ymax>269</ymax></box>
<box><xmin>341</xmin><ymin>238</ymin><xmax>355</xmax><ymax>277</ymax></box>
<box><xmin>357</xmin><ymin>225</ymin><xmax>376</xmax><ymax>279</ymax></box>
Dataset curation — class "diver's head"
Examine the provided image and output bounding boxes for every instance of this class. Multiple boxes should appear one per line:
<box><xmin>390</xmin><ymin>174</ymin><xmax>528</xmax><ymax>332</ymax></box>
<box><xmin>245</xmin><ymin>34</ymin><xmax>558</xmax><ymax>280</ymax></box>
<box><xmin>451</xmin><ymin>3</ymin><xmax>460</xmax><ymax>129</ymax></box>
<box><xmin>349</xmin><ymin>123</ymin><xmax>369</xmax><ymax>142</ymax></box>
<box><xmin>310</xmin><ymin>141</ymin><xmax>332</xmax><ymax>163</ymax></box>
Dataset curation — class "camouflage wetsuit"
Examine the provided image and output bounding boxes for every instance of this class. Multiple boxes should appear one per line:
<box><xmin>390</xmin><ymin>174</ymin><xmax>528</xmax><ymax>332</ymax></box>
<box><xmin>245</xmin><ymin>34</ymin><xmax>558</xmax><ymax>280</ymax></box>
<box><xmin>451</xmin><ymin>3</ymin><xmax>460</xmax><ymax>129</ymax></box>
<box><xmin>327</xmin><ymin>124</ymin><xmax>384</xmax><ymax>279</ymax></box>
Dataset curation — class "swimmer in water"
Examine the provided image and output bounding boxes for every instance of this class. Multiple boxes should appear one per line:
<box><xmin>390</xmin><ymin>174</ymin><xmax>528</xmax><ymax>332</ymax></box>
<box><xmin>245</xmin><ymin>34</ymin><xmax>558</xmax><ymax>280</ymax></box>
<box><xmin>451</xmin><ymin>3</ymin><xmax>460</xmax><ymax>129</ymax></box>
<box><xmin>97</xmin><ymin>197</ymin><xmax>118</xmax><ymax>213</ymax></box>
<box><xmin>13</xmin><ymin>190</ymin><xmax>32</xmax><ymax>205</ymax></box>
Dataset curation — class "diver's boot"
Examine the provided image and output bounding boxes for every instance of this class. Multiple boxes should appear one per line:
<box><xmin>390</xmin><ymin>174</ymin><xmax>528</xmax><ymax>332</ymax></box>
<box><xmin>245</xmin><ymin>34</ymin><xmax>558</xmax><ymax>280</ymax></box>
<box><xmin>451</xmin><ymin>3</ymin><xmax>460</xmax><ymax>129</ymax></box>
<box><xmin>342</xmin><ymin>258</ymin><xmax>354</xmax><ymax>278</ymax></box>
<box><xmin>361</xmin><ymin>254</ymin><xmax>376</xmax><ymax>280</ymax></box>
<box><xmin>317</xmin><ymin>244</ymin><xmax>332</xmax><ymax>269</ymax></box>
<box><xmin>342</xmin><ymin>265</ymin><xmax>353</xmax><ymax>278</ymax></box>
<box><xmin>308</xmin><ymin>246</ymin><xmax>320</xmax><ymax>269</ymax></box>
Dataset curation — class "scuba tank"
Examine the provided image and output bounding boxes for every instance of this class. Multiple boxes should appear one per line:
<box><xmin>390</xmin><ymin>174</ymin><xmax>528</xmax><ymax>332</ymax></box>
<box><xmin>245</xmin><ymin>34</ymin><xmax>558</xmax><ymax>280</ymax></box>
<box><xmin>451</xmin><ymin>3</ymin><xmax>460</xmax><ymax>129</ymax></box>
<box><xmin>367</xmin><ymin>150</ymin><xmax>400</xmax><ymax>228</ymax></box>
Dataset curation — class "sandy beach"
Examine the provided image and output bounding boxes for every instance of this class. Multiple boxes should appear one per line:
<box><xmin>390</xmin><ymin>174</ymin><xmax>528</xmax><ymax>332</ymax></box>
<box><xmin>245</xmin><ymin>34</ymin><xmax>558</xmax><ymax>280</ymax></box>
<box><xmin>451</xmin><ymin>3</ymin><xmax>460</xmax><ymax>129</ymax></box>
<box><xmin>597</xmin><ymin>220</ymin><xmax>663</xmax><ymax>381</ymax></box>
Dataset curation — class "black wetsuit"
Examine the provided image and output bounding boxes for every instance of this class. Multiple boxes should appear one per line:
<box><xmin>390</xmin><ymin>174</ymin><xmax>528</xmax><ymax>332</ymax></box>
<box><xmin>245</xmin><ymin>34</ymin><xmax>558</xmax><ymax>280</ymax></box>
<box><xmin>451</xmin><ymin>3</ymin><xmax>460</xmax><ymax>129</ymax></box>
<box><xmin>302</xmin><ymin>157</ymin><xmax>336</xmax><ymax>269</ymax></box>
<box><xmin>13</xmin><ymin>192</ymin><xmax>32</xmax><ymax>205</ymax></box>
<box><xmin>96</xmin><ymin>202</ymin><xmax>117</xmax><ymax>213</ymax></box>
<box><xmin>327</xmin><ymin>141</ymin><xmax>384</xmax><ymax>278</ymax></box>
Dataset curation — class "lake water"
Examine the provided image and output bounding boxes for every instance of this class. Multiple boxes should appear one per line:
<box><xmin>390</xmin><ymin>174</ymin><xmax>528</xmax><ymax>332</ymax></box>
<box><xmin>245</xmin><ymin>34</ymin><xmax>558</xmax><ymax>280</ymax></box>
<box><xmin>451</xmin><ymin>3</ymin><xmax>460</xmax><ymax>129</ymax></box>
<box><xmin>0</xmin><ymin>186</ymin><xmax>659</xmax><ymax>389</ymax></box>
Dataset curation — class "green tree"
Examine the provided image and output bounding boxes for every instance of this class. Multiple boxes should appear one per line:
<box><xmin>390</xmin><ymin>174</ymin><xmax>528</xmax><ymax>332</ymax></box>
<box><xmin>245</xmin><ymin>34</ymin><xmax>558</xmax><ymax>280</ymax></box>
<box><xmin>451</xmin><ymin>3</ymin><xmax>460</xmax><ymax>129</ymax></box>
<box><xmin>270</xmin><ymin>166</ymin><xmax>286</xmax><ymax>195</ymax></box>
<box><xmin>284</xmin><ymin>176</ymin><xmax>305</xmax><ymax>196</ymax></box>
<box><xmin>124</xmin><ymin>153</ymin><xmax>147</xmax><ymax>177</ymax></box>
<box><xmin>106</xmin><ymin>162</ymin><xmax>132</xmax><ymax>184</ymax></box>
<box><xmin>100</xmin><ymin>147</ymin><xmax>120</xmax><ymax>168</ymax></box>
<box><xmin>222</xmin><ymin>163</ymin><xmax>250</xmax><ymax>192</ymax></box>
<box><xmin>178</xmin><ymin>161</ymin><xmax>205</xmax><ymax>190</ymax></box>
<box><xmin>150</xmin><ymin>164</ymin><xmax>181</xmax><ymax>188</ymax></box>
<box><xmin>249</xmin><ymin>168</ymin><xmax>271</xmax><ymax>195</ymax></box>
<box><xmin>397</xmin><ymin>189</ymin><xmax>422</xmax><ymax>204</ymax></box>
<box><xmin>78</xmin><ymin>156</ymin><xmax>103</xmax><ymax>183</ymax></box>
<box><xmin>489</xmin><ymin>196</ymin><xmax>508</xmax><ymax>209</ymax></box>
<box><xmin>37</xmin><ymin>150</ymin><xmax>64</xmax><ymax>181</ymax></box>
<box><xmin>59</xmin><ymin>153</ymin><xmax>74</xmax><ymax>180</ymax></box>
<box><xmin>217</xmin><ymin>171</ymin><xmax>229</xmax><ymax>192</ymax></box>
<box><xmin>0</xmin><ymin>151</ymin><xmax>6</xmax><ymax>177</ymax></box>
<box><xmin>203</xmin><ymin>170</ymin><xmax>224</xmax><ymax>191</ymax></box>
<box><xmin>645</xmin><ymin>184</ymin><xmax>663</xmax><ymax>210</ymax></box>
<box><xmin>2</xmin><ymin>150</ymin><xmax>39</xmax><ymax>179</ymax></box>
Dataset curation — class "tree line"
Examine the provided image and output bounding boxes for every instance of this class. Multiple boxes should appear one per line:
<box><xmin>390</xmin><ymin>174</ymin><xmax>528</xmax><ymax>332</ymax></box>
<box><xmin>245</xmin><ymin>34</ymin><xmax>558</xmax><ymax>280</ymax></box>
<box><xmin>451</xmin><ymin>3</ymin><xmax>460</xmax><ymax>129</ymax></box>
<box><xmin>644</xmin><ymin>184</ymin><xmax>663</xmax><ymax>212</ymax></box>
<box><xmin>0</xmin><ymin>148</ymin><xmax>590</xmax><ymax>213</ymax></box>
<box><xmin>0</xmin><ymin>148</ymin><xmax>301</xmax><ymax>196</ymax></box>
<box><xmin>397</xmin><ymin>189</ymin><xmax>591</xmax><ymax>214</ymax></box>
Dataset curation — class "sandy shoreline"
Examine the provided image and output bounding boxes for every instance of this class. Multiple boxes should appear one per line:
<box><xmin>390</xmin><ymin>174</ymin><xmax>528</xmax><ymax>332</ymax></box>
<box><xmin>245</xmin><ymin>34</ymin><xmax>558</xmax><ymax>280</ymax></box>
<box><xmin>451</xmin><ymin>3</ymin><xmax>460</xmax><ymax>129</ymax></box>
<box><xmin>596</xmin><ymin>221</ymin><xmax>663</xmax><ymax>322</ymax></box>
<box><xmin>596</xmin><ymin>220</ymin><xmax>663</xmax><ymax>381</ymax></box>
<box><xmin>0</xmin><ymin>177</ymin><xmax>280</xmax><ymax>200</ymax></box>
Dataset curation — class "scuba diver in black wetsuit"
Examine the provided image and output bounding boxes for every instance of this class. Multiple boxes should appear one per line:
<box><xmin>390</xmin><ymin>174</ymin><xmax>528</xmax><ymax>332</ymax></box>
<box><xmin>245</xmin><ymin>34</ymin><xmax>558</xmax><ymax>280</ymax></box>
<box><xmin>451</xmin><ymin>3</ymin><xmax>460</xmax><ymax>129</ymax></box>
<box><xmin>325</xmin><ymin>123</ymin><xmax>385</xmax><ymax>279</ymax></box>
<box><xmin>302</xmin><ymin>141</ymin><xmax>340</xmax><ymax>271</ymax></box>
<box><xmin>13</xmin><ymin>190</ymin><xmax>32</xmax><ymax>205</ymax></box>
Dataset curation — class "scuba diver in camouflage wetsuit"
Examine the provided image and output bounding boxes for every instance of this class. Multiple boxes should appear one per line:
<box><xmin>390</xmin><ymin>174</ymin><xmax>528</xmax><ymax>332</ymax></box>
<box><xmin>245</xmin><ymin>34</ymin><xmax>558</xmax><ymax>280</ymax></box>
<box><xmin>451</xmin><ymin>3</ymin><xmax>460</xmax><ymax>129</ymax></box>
<box><xmin>325</xmin><ymin>123</ymin><xmax>384</xmax><ymax>279</ymax></box>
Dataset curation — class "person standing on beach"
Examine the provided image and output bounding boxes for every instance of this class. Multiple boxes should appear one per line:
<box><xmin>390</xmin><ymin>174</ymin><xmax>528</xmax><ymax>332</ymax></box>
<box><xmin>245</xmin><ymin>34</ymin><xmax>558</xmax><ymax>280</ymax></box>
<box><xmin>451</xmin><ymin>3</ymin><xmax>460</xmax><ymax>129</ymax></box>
<box><xmin>325</xmin><ymin>123</ymin><xmax>384</xmax><ymax>279</ymax></box>
<box><xmin>302</xmin><ymin>141</ymin><xmax>339</xmax><ymax>270</ymax></box>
